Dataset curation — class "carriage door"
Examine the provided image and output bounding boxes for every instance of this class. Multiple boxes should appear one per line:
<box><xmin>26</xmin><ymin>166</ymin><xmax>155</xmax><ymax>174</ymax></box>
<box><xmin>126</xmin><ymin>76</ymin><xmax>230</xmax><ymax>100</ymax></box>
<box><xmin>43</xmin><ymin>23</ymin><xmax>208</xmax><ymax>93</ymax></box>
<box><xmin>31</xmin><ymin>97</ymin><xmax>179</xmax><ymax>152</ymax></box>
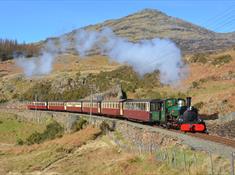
<box><xmin>120</xmin><ymin>102</ymin><xmax>123</xmax><ymax>116</ymax></box>
<box><xmin>98</xmin><ymin>102</ymin><xmax>101</xmax><ymax>113</ymax></box>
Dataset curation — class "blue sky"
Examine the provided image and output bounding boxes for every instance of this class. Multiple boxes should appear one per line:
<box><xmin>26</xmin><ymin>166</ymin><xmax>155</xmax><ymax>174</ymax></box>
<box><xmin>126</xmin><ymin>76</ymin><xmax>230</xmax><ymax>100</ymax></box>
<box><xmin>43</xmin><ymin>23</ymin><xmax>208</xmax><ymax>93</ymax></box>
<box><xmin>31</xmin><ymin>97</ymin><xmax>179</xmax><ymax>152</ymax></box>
<box><xmin>0</xmin><ymin>0</ymin><xmax>234</xmax><ymax>43</ymax></box>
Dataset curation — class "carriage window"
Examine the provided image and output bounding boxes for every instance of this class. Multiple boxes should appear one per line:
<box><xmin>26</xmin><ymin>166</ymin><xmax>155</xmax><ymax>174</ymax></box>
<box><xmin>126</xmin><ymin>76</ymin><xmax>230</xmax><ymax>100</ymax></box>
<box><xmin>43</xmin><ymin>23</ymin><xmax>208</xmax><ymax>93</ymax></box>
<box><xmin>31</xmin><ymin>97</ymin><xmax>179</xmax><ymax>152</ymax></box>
<box><xmin>167</xmin><ymin>101</ymin><xmax>173</xmax><ymax>106</ymax></box>
<box><xmin>150</xmin><ymin>103</ymin><xmax>160</xmax><ymax>111</ymax></box>
<box><xmin>151</xmin><ymin>103</ymin><xmax>156</xmax><ymax>111</ymax></box>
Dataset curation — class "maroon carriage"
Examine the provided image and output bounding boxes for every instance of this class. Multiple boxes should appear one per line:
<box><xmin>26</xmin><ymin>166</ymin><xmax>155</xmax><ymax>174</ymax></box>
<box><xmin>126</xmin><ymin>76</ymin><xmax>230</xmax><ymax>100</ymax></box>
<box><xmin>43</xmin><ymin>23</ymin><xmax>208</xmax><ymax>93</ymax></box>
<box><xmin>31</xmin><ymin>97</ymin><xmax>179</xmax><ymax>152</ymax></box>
<box><xmin>123</xmin><ymin>99</ymin><xmax>153</xmax><ymax>122</ymax></box>
<box><xmin>65</xmin><ymin>101</ymin><xmax>82</xmax><ymax>112</ymax></box>
<box><xmin>101</xmin><ymin>100</ymin><xmax>125</xmax><ymax>117</ymax></box>
<box><xmin>81</xmin><ymin>100</ymin><xmax>101</xmax><ymax>114</ymax></box>
<box><xmin>27</xmin><ymin>101</ymin><xmax>47</xmax><ymax>110</ymax></box>
<box><xmin>47</xmin><ymin>101</ymin><xmax>65</xmax><ymax>111</ymax></box>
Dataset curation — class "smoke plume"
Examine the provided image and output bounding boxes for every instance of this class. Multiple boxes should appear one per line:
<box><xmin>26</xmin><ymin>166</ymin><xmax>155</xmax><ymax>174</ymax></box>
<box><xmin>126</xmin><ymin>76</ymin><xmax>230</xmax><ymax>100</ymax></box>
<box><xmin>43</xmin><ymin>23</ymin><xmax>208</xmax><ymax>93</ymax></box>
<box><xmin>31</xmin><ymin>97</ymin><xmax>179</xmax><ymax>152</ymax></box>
<box><xmin>15</xmin><ymin>40</ymin><xmax>58</xmax><ymax>77</ymax></box>
<box><xmin>15</xmin><ymin>27</ymin><xmax>187</xmax><ymax>85</ymax></box>
<box><xmin>74</xmin><ymin>28</ymin><xmax>187</xmax><ymax>85</ymax></box>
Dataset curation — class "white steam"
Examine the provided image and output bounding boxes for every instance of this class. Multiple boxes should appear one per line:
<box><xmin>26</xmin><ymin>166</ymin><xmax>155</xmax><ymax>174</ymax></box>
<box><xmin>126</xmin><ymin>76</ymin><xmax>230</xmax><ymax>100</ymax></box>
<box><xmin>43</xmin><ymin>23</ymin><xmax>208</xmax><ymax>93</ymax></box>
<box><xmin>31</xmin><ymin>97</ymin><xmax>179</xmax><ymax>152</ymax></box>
<box><xmin>15</xmin><ymin>27</ymin><xmax>187</xmax><ymax>85</ymax></box>
<box><xmin>74</xmin><ymin>28</ymin><xmax>186</xmax><ymax>84</ymax></box>
<box><xmin>15</xmin><ymin>40</ymin><xmax>58</xmax><ymax>77</ymax></box>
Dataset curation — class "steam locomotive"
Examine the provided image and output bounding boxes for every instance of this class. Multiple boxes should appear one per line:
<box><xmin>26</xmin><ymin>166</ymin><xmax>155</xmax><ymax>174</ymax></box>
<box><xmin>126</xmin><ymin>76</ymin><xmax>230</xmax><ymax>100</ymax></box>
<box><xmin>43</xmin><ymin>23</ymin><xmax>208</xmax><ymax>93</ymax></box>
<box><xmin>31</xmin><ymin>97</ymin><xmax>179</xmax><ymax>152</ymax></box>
<box><xmin>27</xmin><ymin>97</ymin><xmax>206</xmax><ymax>133</ymax></box>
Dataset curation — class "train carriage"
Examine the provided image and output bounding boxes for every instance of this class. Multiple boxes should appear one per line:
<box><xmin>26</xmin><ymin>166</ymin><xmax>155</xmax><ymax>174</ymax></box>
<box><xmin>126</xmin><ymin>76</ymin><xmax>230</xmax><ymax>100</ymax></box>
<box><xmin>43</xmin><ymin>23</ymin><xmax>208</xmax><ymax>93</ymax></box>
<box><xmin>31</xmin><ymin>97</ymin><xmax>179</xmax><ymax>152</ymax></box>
<box><xmin>27</xmin><ymin>101</ymin><xmax>47</xmax><ymax>110</ymax></box>
<box><xmin>82</xmin><ymin>100</ymin><xmax>101</xmax><ymax>114</ymax></box>
<box><xmin>26</xmin><ymin>96</ymin><xmax>206</xmax><ymax>133</ymax></box>
<box><xmin>123</xmin><ymin>99</ymin><xmax>163</xmax><ymax>123</ymax></box>
<box><xmin>101</xmin><ymin>100</ymin><xmax>125</xmax><ymax>117</ymax></box>
<box><xmin>48</xmin><ymin>101</ymin><xmax>65</xmax><ymax>111</ymax></box>
<box><xmin>65</xmin><ymin>101</ymin><xmax>82</xmax><ymax>112</ymax></box>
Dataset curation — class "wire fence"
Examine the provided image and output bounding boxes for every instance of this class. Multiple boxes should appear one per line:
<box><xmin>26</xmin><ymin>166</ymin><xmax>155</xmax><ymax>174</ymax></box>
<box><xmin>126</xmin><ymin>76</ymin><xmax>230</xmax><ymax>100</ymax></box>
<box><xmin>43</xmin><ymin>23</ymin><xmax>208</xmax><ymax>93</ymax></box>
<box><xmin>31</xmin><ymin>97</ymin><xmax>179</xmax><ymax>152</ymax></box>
<box><xmin>109</xmin><ymin>131</ymin><xmax>235</xmax><ymax>175</ymax></box>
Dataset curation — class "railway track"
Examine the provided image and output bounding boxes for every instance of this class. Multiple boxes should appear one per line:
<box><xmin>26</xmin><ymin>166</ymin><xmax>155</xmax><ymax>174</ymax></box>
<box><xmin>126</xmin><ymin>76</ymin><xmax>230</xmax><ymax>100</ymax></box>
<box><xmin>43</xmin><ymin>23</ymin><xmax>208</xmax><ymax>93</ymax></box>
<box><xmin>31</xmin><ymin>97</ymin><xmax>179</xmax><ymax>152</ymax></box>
<box><xmin>151</xmin><ymin>124</ymin><xmax>235</xmax><ymax>148</ymax></box>
<box><xmin>187</xmin><ymin>132</ymin><xmax>235</xmax><ymax>149</ymax></box>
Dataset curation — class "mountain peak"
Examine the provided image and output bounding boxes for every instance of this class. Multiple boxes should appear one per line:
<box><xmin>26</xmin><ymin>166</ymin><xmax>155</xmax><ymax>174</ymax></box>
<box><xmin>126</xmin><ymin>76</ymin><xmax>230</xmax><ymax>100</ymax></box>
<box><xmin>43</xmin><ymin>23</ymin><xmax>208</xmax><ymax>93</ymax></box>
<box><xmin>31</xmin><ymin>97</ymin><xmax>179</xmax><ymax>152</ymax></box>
<box><xmin>52</xmin><ymin>8</ymin><xmax>235</xmax><ymax>54</ymax></box>
<box><xmin>135</xmin><ymin>8</ymin><xmax>166</xmax><ymax>15</ymax></box>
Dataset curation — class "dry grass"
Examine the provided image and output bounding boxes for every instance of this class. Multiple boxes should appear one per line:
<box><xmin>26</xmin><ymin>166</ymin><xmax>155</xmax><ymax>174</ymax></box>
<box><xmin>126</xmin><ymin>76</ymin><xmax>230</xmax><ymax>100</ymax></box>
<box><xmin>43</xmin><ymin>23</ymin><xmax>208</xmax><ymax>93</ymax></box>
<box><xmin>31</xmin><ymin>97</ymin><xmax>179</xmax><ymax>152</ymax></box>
<box><xmin>0</xmin><ymin>125</ymin><xmax>232</xmax><ymax>175</ymax></box>
<box><xmin>0</xmin><ymin>126</ymin><xmax>101</xmax><ymax>174</ymax></box>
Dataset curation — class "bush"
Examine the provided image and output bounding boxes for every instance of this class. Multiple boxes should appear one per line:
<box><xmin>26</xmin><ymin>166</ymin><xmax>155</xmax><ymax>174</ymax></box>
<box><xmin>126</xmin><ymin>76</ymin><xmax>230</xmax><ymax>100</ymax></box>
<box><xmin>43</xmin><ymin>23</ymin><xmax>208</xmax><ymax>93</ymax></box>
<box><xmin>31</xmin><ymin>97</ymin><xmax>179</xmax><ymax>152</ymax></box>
<box><xmin>211</xmin><ymin>54</ymin><xmax>233</xmax><ymax>66</ymax></box>
<box><xmin>17</xmin><ymin>65</ymin><xmax>162</xmax><ymax>101</ymax></box>
<box><xmin>100</xmin><ymin>121</ymin><xmax>111</xmax><ymax>134</ymax></box>
<box><xmin>190</xmin><ymin>53</ymin><xmax>207</xmax><ymax>64</ymax></box>
<box><xmin>191</xmin><ymin>81</ymin><xmax>199</xmax><ymax>89</ymax></box>
<box><xmin>41</xmin><ymin>121</ymin><xmax>64</xmax><ymax>140</ymax></box>
<box><xmin>0</xmin><ymin>99</ymin><xmax>8</xmax><ymax>103</ymax></box>
<box><xmin>145</xmin><ymin>90</ymin><xmax>162</xmax><ymax>99</ymax></box>
<box><xmin>194</xmin><ymin>101</ymin><xmax>204</xmax><ymax>110</ymax></box>
<box><xmin>25</xmin><ymin>121</ymin><xmax>63</xmax><ymax>145</ymax></box>
<box><xmin>26</xmin><ymin>131</ymin><xmax>42</xmax><ymax>145</ymax></box>
<box><xmin>74</xmin><ymin>117</ymin><xmax>87</xmax><ymax>131</ymax></box>
<box><xmin>16</xmin><ymin>138</ymin><xmax>24</xmax><ymax>145</ymax></box>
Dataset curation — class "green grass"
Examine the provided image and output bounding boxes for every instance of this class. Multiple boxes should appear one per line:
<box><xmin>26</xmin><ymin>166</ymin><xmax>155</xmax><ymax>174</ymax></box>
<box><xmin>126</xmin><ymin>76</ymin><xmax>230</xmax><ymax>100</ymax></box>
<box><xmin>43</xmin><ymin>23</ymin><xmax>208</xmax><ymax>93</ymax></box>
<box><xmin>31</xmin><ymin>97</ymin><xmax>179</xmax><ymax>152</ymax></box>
<box><xmin>0</xmin><ymin>112</ymin><xmax>45</xmax><ymax>144</ymax></box>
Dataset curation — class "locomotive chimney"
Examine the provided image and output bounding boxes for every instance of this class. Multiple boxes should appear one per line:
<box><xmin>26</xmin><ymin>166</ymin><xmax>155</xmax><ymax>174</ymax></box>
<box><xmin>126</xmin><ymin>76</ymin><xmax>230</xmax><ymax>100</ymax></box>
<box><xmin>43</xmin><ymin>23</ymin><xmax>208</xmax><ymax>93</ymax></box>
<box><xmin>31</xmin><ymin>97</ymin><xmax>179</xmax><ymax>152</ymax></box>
<box><xmin>186</xmin><ymin>97</ymin><xmax>192</xmax><ymax>108</ymax></box>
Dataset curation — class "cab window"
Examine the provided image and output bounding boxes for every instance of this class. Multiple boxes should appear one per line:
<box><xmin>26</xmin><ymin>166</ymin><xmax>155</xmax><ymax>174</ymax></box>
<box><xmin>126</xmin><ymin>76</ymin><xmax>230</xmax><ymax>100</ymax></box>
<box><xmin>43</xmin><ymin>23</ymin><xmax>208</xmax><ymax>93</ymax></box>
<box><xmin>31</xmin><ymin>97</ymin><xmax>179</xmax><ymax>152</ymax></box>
<box><xmin>150</xmin><ymin>103</ymin><xmax>160</xmax><ymax>111</ymax></box>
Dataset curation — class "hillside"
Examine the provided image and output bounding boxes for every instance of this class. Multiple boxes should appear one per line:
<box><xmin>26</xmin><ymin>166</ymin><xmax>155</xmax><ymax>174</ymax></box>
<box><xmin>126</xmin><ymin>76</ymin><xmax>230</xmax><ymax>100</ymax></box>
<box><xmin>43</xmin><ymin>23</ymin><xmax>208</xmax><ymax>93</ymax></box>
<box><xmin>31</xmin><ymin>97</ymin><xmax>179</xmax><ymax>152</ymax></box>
<box><xmin>48</xmin><ymin>9</ymin><xmax>235</xmax><ymax>54</ymax></box>
<box><xmin>0</xmin><ymin>47</ymin><xmax>234</xmax><ymax>116</ymax></box>
<box><xmin>0</xmin><ymin>8</ymin><xmax>234</xmax><ymax>117</ymax></box>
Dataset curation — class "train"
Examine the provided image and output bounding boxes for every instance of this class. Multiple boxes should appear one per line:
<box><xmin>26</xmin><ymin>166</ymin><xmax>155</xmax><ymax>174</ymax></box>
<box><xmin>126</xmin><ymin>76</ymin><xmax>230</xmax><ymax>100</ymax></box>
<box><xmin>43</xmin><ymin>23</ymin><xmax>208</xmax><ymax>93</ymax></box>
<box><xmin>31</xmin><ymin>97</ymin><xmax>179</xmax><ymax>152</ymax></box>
<box><xmin>27</xmin><ymin>97</ymin><xmax>207</xmax><ymax>132</ymax></box>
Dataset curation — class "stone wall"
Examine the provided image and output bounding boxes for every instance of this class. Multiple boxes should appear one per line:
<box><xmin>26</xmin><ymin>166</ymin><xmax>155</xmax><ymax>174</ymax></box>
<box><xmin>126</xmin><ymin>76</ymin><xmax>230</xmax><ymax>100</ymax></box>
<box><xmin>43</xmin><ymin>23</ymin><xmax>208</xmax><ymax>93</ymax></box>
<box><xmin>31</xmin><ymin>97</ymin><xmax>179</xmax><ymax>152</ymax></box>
<box><xmin>1</xmin><ymin>109</ymin><xmax>235</xmax><ymax>157</ymax></box>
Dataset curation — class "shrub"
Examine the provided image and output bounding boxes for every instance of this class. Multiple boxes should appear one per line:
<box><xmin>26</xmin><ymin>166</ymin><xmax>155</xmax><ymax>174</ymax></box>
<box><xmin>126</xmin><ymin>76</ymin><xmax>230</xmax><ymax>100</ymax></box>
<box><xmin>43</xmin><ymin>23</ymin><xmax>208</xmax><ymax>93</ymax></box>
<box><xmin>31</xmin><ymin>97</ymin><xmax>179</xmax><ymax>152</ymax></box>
<box><xmin>145</xmin><ymin>90</ymin><xmax>162</xmax><ymax>99</ymax></box>
<box><xmin>190</xmin><ymin>53</ymin><xmax>207</xmax><ymax>64</ymax></box>
<box><xmin>194</xmin><ymin>101</ymin><xmax>204</xmax><ymax>109</ymax></box>
<box><xmin>191</xmin><ymin>81</ymin><xmax>199</xmax><ymax>89</ymax></box>
<box><xmin>16</xmin><ymin>138</ymin><xmax>24</xmax><ymax>145</ymax></box>
<box><xmin>211</xmin><ymin>54</ymin><xmax>233</xmax><ymax>66</ymax></box>
<box><xmin>41</xmin><ymin>121</ymin><xmax>64</xmax><ymax>139</ymax></box>
<box><xmin>26</xmin><ymin>131</ymin><xmax>42</xmax><ymax>145</ymax></box>
<box><xmin>25</xmin><ymin>121</ymin><xmax>63</xmax><ymax>145</ymax></box>
<box><xmin>0</xmin><ymin>99</ymin><xmax>8</xmax><ymax>103</ymax></box>
<box><xmin>100</xmin><ymin>121</ymin><xmax>111</xmax><ymax>134</ymax></box>
<box><xmin>74</xmin><ymin>117</ymin><xmax>87</xmax><ymax>131</ymax></box>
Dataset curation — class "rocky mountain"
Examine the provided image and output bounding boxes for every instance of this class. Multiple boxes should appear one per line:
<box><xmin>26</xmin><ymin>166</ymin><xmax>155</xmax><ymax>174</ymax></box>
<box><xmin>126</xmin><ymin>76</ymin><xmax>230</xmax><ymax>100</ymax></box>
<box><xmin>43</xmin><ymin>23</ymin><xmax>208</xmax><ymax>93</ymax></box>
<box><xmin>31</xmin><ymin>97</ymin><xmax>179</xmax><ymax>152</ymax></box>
<box><xmin>48</xmin><ymin>8</ymin><xmax>235</xmax><ymax>54</ymax></box>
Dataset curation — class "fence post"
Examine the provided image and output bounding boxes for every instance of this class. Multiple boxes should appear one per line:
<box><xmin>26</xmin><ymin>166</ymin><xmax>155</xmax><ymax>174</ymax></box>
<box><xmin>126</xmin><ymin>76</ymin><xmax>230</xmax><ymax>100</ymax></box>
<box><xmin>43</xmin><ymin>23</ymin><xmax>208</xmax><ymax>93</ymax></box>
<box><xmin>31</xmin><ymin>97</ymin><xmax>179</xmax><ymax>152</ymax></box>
<box><xmin>209</xmin><ymin>151</ymin><xmax>214</xmax><ymax>175</ymax></box>
<box><xmin>183</xmin><ymin>151</ymin><xmax>186</xmax><ymax>171</ymax></box>
<box><xmin>231</xmin><ymin>152</ymin><xmax>234</xmax><ymax>175</ymax></box>
<box><xmin>194</xmin><ymin>153</ymin><xmax>198</xmax><ymax>172</ymax></box>
<box><xmin>173</xmin><ymin>149</ymin><xmax>176</xmax><ymax>167</ymax></box>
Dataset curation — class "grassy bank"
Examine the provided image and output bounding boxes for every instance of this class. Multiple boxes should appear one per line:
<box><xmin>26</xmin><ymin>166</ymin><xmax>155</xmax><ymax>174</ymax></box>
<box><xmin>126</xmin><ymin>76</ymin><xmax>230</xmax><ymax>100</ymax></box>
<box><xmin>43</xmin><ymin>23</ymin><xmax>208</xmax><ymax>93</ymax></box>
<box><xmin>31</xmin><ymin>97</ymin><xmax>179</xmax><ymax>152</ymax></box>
<box><xmin>0</xmin><ymin>112</ymin><xmax>45</xmax><ymax>144</ymax></box>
